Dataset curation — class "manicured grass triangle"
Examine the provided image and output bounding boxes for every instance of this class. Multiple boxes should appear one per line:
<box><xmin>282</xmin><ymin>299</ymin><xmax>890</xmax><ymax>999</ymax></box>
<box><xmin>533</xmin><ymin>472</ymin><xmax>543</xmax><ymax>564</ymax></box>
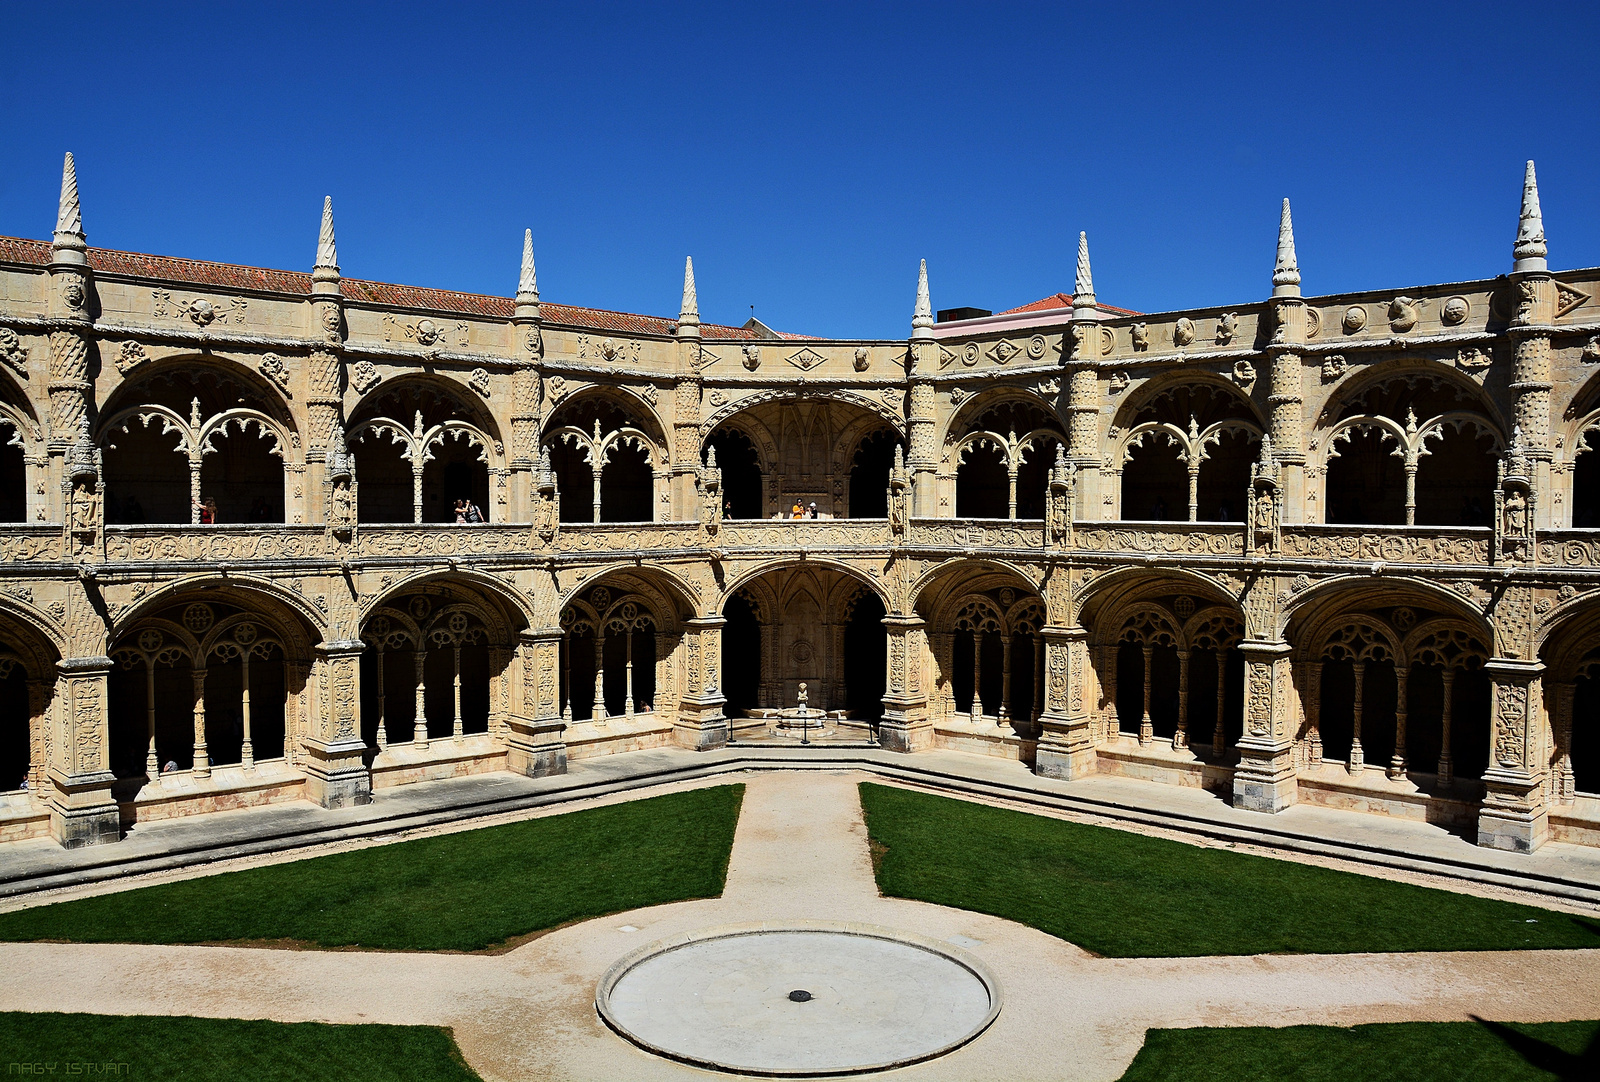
<box><xmin>0</xmin><ymin>1012</ymin><xmax>485</xmax><ymax>1082</ymax></box>
<box><xmin>0</xmin><ymin>784</ymin><xmax>743</xmax><ymax>952</ymax></box>
<box><xmin>1116</xmin><ymin>1020</ymin><xmax>1600</xmax><ymax>1081</ymax></box>
<box><xmin>859</xmin><ymin>782</ymin><xmax>1600</xmax><ymax>957</ymax></box>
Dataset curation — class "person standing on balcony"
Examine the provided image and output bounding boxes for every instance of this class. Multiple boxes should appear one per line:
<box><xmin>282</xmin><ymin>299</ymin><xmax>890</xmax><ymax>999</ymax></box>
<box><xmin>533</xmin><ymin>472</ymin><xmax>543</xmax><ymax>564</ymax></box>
<box><xmin>196</xmin><ymin>496</ymin><xmax>217</xmax><ymax>524</ymax></box>
<box><xmin>791</xmin><ymin>501</ymin><xmax>804</xmax><ymax>519</ymax></box>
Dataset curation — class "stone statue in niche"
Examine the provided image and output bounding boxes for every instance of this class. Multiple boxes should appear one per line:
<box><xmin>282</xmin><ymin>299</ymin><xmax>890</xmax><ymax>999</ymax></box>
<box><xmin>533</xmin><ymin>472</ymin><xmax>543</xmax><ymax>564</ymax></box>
<box><xmin>71</xmin><ymin>480</ymin><xmax>99</xmax><ymax>533</ymax></box>
<box><xmin>1255</xmin><ymin>491</ymin><xmax>1275</xmax><ymax>533</ymax></box>
<box><xmin>329</xmin><ymin>479</ymin><xmax>354</xmax><ymax>538</ymax></box>
<box><xmin>1503</xmin><ymin>490</ymin><xmax>1528</xmax><ymax>539</ymax></box>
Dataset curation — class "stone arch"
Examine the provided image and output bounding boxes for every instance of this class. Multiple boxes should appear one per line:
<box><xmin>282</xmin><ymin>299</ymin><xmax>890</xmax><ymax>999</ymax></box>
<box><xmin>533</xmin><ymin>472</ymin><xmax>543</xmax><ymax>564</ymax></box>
<box><xmin>0</xmin><ymin>603</ymin><xmax>64</xmax><ymax>794</ymax></box>
<box><xmin>1313</xmin><ymin>358</ymin><xmax>1510</xmax><ymax>435</ymax></box>
<box><xmin>1108</xmin><ymin>369</ymin><xmax>1265</xmax><ymax>435</ymax></box>
<box><xmin>913</xmin><ymin>561</ymin><xmax>1046</xmax><ymax>736</ymax></box>
<box><xmin>541</xmin><ymin>384</ymin><xmax>669</xmax><ymax>452</ymax></box>
<box><xmin>702</xmin><ymin>393</ymin><xmax>903</xmax><ymax>519</ymax></box>
<box><xmin>99</xmin><ymin>357</ymin><xmax>302</xmax><ymax>525</ymax></box>
<box><xmin>0</xmin><ymin>379</ymin><xmax>42</xmax><ymax>524</ymax></box>
<box><xmin>723</xmin><ymin>558</ymin><xmax>892</xmax><ymax>617</ymax></box>
<box><xmin>114</xmin><ymin>575</ymin><xmax>328</xmax><ymax>646</ymax></box>
<box><xmin>108</xmin><ymin>585</ymin><xmax>321</xmax><ymax>782</ymax></box>
<box><xmin>351</xmin><ymin>374</ymin><xmax>503</xmax><ymax>525</ymax></box>
<box><xmin>936</xmin><ymin>385</ymin><xmax>1063</xmax><ymax>454</ymax></box>
<box><xmin>358</xmin><ymin>573</ymin><xmax>533</xmax><ymax>751</ymax></box>
<box><xmin>1537</xmin><ymin>595</ymin><xmax>1600</xmax><ymax>803</ymax></box>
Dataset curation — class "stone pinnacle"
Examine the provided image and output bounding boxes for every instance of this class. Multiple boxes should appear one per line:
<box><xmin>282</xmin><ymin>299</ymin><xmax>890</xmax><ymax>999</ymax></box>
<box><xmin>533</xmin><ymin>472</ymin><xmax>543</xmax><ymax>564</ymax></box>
<box><xmin>517</xmin><ymin>229</ymin><xmax>539</xmax><ymax>302</ymax></box>
<box><xmin>1273</xmin><ymin>198</ymin><xmax>1301</xmax><ymax>297</ymax></box>
<box><xmin>1072</xmin><ymin>232</ymin><xmax>1096</xmax><ymax>317</ymax></box>
<box><xmin>55</xmin><ymin>152</ymin><xmax>84</xmax><ymax>241</ymax></box>
<box><xmin>912</xmin><ymin>259</ymin><xmax>933</xmax><ymax>338</ymax></box>
<box><xmin>680</xmin><ymin>256</ymin><xmax>699</xmax><ymax>323</ymax></box>
<box><xmin>315</xmin><ymin>196</ymin><xmax>339</xmax><ymax>273</ymax></box>
<box><xmin>1513</xmin><ymin>160</ymin><xmax>1547</xmax><ymax>274</ymax></box>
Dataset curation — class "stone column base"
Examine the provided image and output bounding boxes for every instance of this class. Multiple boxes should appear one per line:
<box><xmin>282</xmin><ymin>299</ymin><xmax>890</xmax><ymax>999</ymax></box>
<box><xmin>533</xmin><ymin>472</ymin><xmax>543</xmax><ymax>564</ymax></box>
<box><xmin>674</xmin><ymin>716</ymin><xmax>729</xmax><ymax>751</ymax></box>
<box><xmin>301</xmin><ymin>736</ymin><xmax>372</xmax><ymax>809</ymax></box>
<box><xmin>46</xmin><ymin>768</ymin><xmax>121</xmax><ymax>848</ymax></box>
<box><xmin>1034</xmin><ymin>737</ymin><xmax>1095</xmax><ymax>780</ymax></box>
<box><xmin>1232</xmin><ymin>746</ymin><xmax>1297</xmax><ymax>813</ymax></box>
<box><xmin>1478</xmin><ymin>768</ymin><xmax>1549</xmax><ymax>852</ymax></box>
<box><xmin>877</xmin><ymin>717</ymin><xmax>931</xmax><ymax>753</ymax></box>
<box><xmin>506</xmin><ymin>715</ymin><xmax>567</xmax><ymax>777</ymax></box>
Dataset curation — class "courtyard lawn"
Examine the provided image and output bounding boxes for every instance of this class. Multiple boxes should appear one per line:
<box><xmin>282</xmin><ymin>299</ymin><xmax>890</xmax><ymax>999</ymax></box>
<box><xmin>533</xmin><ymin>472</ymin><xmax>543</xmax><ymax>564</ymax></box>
<box><xmin>858</xmin><ymin>782</ymin><xmax>1600</xmax><ymax>957</ymax></box>
<box><xmin>0</xmin><ymin>1012</ymin><xmax>484</xmax><ymax>1082</ymax></box>
<box><xmin>1115</xmin><ymin>1019</ymin><xmax>1600</xmax><ymax>1082</ymax></box>
<box><xmin>0</xmin><ymin>784</ymin><xmax>743</xmax><ymax>952</ymax></box>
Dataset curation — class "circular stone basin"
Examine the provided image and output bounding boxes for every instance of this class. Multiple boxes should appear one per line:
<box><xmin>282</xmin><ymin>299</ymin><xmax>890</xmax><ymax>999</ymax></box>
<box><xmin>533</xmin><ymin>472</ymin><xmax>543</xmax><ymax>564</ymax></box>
<box><xmin>596</xmin><ymin>921</ymin><xmax>1000</xmax><ymax>1076</ymax></box>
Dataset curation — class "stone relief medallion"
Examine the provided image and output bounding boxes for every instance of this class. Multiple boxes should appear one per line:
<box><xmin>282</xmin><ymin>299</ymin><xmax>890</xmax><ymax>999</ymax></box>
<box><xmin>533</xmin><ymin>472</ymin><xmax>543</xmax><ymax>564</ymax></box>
<box><xmin>409</xmin><ymin>596</ymin><xmax>431</xmax><ymax>620</ymax></box>
<box><xmin>183</xmin><ymin>603</ymin><xmax>214</xmax><ymax>633</ymax></box>
<box><xmin>790</xmin><ymin>639</ymin><xmax>814</xmax><ymax>665</ymax></box>
<box><xmin>1027</xmin><ymin>334</ymin><xmax>1048</xmax><ymax>360</ymax></box>
<box><xmin>1342</xmin><ymin>305</ymin><xmax>1367</xmax><ymax>333</ymax></box>
<box><xmin>961</xmin><ymin>343</ymin><xmax>980</xmax><ymax>367</ymax></box>
<box><xmin>1304</xmin><ymin>307</ymin><xmax>1322</xmax><ymax>338</ymax></box>
<box><xmin>1441</xmin><ymin>296</ymin><xmax>1470</xmax><ymax>325</ymax></box>
<box><xmin>1174</xmin><ymin>595</ymin><xmax>1195</xmax><ymax>619</ymax></box>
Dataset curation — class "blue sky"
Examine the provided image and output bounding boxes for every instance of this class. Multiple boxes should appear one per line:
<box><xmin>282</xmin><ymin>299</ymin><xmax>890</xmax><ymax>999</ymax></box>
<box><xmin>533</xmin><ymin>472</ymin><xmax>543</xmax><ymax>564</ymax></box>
<box><xmin>2</xmin><ymin>1</ymin><xmax>1596</xmax><ymax>338</ymax></box>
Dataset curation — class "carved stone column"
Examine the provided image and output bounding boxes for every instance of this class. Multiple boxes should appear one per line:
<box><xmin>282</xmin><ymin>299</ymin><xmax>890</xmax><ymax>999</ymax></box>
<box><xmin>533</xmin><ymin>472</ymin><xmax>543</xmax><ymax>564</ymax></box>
<box><xmin>1064</xmin><ymin>363</ymin><xmax>1100</xmax><ymax>519</ymax></box>
<box><xmin>1509</xmin><ymin>276</ymin><xmax>1555</xmax><ymax>525</ymax></box>
<box><xmin>1437</xmin><ymin>668</ymin><xmax>1456</xmax><ymax>785</ymax></box>
<box><xmin>878</xmin><ymin>615</ymin><xmax>930</xmax><ymax>752</ymax></box>
<box><xmin>1174</xmin><ymin>649</ymin><xmax>1190</xmax><ymax>750</ymax></box>
<box><xmin>907</xmin><ymin>378</ymin><xmax>938</xmax><ymax>517</ymax></box>
<box><xmin>1388</xmin><ymin>666</ymin><xmax>1409</xmax><ymax>779</ymax></box>
<box><xmin>1266</xmin><ymin>310</ymin><xmax>1306</xmax><ymax>521</ymax></box>
<box><xmin>1035</xmin><ymin>624</ymin><xmax>1095</xmax><ymax>780</ymax></box>
<box><xmin>671</xmin><ymin>375</ymin><xmax>703</xmax><ymax>522</ymax></box>
<box><xmin>1549</xmin><ymin>679</ymin><xmax>1574</xmax><ymax>805</ymax></box>
<box><xmin>302</xmin><ymin>641</ymin><xmax>371</xmax><ymax>809</ymax></box>
<box><xmin>1232</xmin><ymin>640</ymin><xmax>1298</xmax><ymax>813</ymax></box>
<box><xmin>674</xmin><ymin>615</ymin><xmax>728</xmax><ymax>750</ymax></box>
<box><xmin>1478</xmin><ymin>658</ymin><xmax>1549</xmax><ymax>852</ymax></box>
<box><xmin>506</xmin><ymin>628</ymin><xmax>566</xmax><ymax>777</ymax></box>
<box><xmin>190</xmin><ymin>666</ymin><xmax>210</xmax><ymax>778</ymax></box>
<box><xmin>47</xmin><ymin>655</ymin><xmax>120</xmax><ymax>848</ymax></box>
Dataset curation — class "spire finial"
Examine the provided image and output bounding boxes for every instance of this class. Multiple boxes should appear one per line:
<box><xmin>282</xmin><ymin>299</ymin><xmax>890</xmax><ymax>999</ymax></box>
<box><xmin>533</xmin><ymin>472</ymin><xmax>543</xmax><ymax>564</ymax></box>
<box><xmin>1072</xmin><ymin>232</ymin><xmax>1096</xmax><ymax>318</ymax></box>
<box><xmin>1273</xmin><ymin>198</ymin><xmax>1301</xmax><ymax>297</ymax></box>
<box><xmin>1513</xmin><ymin>160</ymin><xmax>1547</xmax><ymax>274</ymax></box>
<box><xmin>51</xmin><ymin>152</ymin><xmax>87</xmax><ymax>265</ymax></box>
<box><xmin>912</xmin><ymin>259</ymin><xmax>933</xmax><ymax>338</ymax></box>
<box><xmin>677</xmin><ymin>256</ymin><xmax>700</xmax><ymax>337</ymax></box>
<box><xmin>55</xmin><ymin>152</ymin><xmax>83</xmax><ymax>240</ymax></box>
<box><xmin>517</xmin><ymin>229</ymin><xmax>539</xmax><ymax>302</ymax></box>
<box><xmin>315</xmin><ymin>196</ymin><xmax>338</xmax><ymax>273</ymax></box>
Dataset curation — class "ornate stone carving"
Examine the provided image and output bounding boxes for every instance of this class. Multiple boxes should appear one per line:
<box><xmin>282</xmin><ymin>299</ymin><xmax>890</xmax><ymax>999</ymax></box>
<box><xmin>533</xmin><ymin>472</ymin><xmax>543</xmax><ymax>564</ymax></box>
<box><xmin>469</xmin><ymin>368</ymin><xmax>491</xmax><ymax>398</ymax></box>
<box><xmin>0</xmin><ymin>328</ymin><xmax>28</xmax><ymax>376</ymax></box>
<box><xmin>787</xmin><ymin>347</ymin><xmax>825</xmax><ymax>372</ymax></box>
<box><xmin>1232</xmin><ymin>359</ymin><xmax>1257</xmax><ymax>386</ymax></box>
<box><xmin>350</xmin><ymin>359</ymin><xmax>381</xmax><ymax>394</ymax></box>
<box><xmin>1388</xmin><ymin>296</ymin><xmax>1419</xmax><ymax>332</ymax></box>
<box><xmin>1342</xmin><ymin>305</ymin><xmax>1367</xmax><ymax>333</ymax></box>
<box><xmin>1130</xmin><ymin>323</ymin><xmax>1149</xmax><ymax>351</ymax></box>
<box><xmin>853</xmin><ymin>346</ymin><xmax>869</xmax><ymax>371</ymax></box>
<box><xmin>258</xmin><ymin>352</ymin><xmax>291</xmax><ymax>395</ymax></box>
<box><xmin>1109</xmin><ymin>371</ymin><xmax>1130</xmax><ymax>394</ymax></box>
<box><xmin>986</xmin><ymin>340</ymin><xmax>1020</xmax><ymax>365</ymax></box>
<box><xmin>1027</xmin><ymin>334</ymin><xmax>1049</xmax><ymax>360</ymax></box>
<box><xmin>1216</xmin><ymin>312</ymin><xmax>1238</xmax><ymax>344</ymax></box>
<box><xmin>1320</xmin><ymin>354</ymin><xmax>1346</xmax><ymax>381</ymax></box>
<box><xmin>152</xmin><ymin>290</ymin><xmax>248</xmax><ymax>326</ymax></box>
<box><xmin>743</xmin><ymin>345</ymin><xmax>762</xmax><ymax>371</ymax></box>
<box><xmin>1441</xmin><ymin>296</ymin><xmax>1470</xmax><ymax>325</ymax></box>
<box><xmin>1173</xmin><ymin>318</ymin><xmax>1195</xmax><ymax>347</ymax></box>
<box><xmin>1457</xmin><ymin>347</ymin><xmax>1492</xmax><ymax>370</ymax></box>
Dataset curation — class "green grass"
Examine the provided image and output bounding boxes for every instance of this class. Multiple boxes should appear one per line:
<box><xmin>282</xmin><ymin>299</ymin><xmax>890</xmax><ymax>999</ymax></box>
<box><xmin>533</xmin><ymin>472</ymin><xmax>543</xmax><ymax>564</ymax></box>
<box><xmin>0</xmin><ymin>1012</ymin><xmax>484</xmax><ymax>1081</ymax></box>
<box><xmin>859</xmin><ymin>782</ymin><xmax>1600</xmax><ymax>957</ymax></box>
<box><xmin>1116</xmin><ymin>1020</ymin><xmax>1600</xmax><ymax>1081</ymax></box>
<box><xmin>0</xmin><ymin>784</ymin><xmax>743</xmax><ymax>952</ymax></box>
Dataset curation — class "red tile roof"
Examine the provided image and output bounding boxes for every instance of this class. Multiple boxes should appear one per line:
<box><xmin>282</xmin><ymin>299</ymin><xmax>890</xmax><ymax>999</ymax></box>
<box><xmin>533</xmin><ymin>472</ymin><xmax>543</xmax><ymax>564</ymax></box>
<box><xmin>1000</xmin><ymin>292</ymin><xmax>1141</xmax><ymax>316</ymax></box>
<box><xmin>0</xmin><ymin>235</ymin><xmax>808</xmax><ymax>340</ymax></box>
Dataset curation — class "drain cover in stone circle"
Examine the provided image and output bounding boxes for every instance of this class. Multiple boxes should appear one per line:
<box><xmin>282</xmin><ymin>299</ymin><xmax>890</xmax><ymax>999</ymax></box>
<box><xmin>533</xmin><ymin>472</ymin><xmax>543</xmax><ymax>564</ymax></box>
<box><xmin>596</xmin><ymin>921</ymin><xmax>1000</xmax><ymax>1076</ymax></box>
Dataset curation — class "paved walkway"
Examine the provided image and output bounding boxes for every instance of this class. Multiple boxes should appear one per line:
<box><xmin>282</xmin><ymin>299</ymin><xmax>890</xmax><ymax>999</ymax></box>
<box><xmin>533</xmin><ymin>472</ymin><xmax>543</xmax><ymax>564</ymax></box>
<box><xmin>6</xmin><ymin>745</ymin><xmax>1600</xmax><ymax>908</ymax></box>
<box><xmin>1</xmin><ymin>772</ymin><xmax>1597</xmax><ymax>1081</ymax></box>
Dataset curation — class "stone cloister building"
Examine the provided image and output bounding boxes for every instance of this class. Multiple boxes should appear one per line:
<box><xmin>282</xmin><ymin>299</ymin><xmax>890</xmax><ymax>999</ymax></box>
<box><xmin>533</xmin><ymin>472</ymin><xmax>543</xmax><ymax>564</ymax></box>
<box><xmin>0</xmin><ymin>155</ymin><xmax>1598</xmax><ymax>856</ymax></box>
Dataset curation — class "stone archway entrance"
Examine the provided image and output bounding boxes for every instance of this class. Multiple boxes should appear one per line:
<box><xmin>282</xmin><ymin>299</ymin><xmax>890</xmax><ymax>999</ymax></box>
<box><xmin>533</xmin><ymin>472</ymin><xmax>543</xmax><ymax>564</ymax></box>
<box><xmin>722</xmin><ymin>566</ymin><xmax>888</xmax><ymax>738</ymax></box>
